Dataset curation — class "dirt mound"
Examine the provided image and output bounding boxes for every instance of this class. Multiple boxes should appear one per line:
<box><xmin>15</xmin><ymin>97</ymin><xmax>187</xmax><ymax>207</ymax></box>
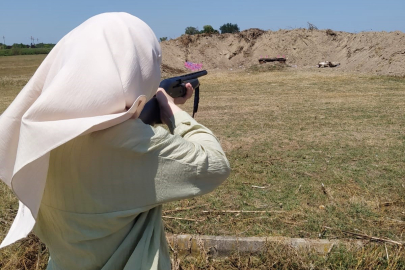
<box><xmin>161</xmin><ymin>28</ymin><xmax>405</xmax><ymax>76</ymax></box>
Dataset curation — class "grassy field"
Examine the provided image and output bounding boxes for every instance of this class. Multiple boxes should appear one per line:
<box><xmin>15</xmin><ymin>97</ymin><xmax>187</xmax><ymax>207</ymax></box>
<box><xmin>0</xmin><ymin>55</ymin><xmax>404</xmax><ymax>269</ymax></box>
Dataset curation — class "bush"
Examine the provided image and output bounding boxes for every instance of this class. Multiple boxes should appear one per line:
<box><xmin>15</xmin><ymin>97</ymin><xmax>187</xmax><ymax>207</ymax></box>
<box><xmin>0</xmin><ymin>49</ymin><xmax>12</xmax><ymax>56</ymax></box>
<box><xmin>200</xmin><ymin>25</ymin><xmax>218</xmax><ymax>34</ymax></box>
<box><xmin>185</xmin><ymin>26</ymin><xmax>200</xmax><ymax>35</ymax></box>
<box><xmin>307</xmin><ymin>22</ymin><xmax>318</xmax><ymax>31</ymax></box>
<box><xmin>12</xmin><ymin>43</ymin><xmax>29</xmax><ymax>48</ymax></box>
<box><xmin>159</xmin><ymin>37</ymin><xmax>168</xmax><ymax>42</ymax></box>
<box><xmin>219</xmin><ymin>23</ymin><xmax>240</xmax><ymax>34</ymax></box>
<box><xmin>36</xmin><ymin>43</ymin><xmax>55</xmax><ymax>48</ymax></box>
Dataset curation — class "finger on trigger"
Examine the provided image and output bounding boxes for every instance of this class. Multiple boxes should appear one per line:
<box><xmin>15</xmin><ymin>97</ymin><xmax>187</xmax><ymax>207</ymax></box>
<box><xmin>186</xmin><ymin>83</ymin><xmax>193</xmax><ymax>99</ymax></box>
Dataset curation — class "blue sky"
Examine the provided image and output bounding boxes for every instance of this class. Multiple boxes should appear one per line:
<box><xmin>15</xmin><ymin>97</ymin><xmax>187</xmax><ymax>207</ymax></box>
<box><xmin>1</xmin><ymin>0</ymin><xmax>404</xmax><ymax>45</ymax></box>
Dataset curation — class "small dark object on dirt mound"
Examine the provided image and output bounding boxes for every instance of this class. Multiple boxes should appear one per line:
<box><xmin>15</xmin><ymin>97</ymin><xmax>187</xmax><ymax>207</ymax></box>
<box><xmin>329</xmin><ymin>62</ymin><xmax>340</xmax><ymax>67</ymax></box>
<box><xmin>259</xmin><ymin>57</ymin><xmax>286</xmax><ymax>64</ymax></box>
<box><xmin>326</xmin><ymin>29</ymin><xmax>337</xmax><ymax>36</ymax></box>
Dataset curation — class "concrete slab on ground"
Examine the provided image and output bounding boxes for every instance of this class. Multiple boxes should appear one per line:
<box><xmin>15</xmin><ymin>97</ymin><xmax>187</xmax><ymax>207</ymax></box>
<box><xmin>167</xmin><ymin>234</ymin><xmax>363</xmax><ymax>257</ymax></box>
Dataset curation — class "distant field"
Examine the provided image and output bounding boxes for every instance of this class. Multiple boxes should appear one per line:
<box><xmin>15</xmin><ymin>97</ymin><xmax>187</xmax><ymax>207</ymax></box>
<box><xmin>0</xmin><ymin>55</ymin><xmax>404</xmax><ymax>269</ymax></box>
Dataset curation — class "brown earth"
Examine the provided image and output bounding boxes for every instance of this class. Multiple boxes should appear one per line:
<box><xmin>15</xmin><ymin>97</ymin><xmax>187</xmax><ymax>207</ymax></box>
<box><xmin>160</xmin><ymin>28</ymin><xmax>405</xmax><ymax>76</ymax></box>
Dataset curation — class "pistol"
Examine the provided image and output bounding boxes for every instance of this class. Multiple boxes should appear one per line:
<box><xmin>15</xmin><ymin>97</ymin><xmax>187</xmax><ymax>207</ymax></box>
<box><xmin>139</xmin><ymin>70</ymin><xmax>207</xmax><ymax>125</ymax></box>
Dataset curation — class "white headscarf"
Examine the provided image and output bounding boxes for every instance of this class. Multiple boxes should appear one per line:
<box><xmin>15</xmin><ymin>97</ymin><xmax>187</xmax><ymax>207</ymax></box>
<box><xmin>0</xmin><ymin>12</ymin><xmax>162</xmax><ymax>247</ymax></box>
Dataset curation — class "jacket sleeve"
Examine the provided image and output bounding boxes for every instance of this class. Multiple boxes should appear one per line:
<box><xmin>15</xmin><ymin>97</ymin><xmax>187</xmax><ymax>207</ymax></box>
<box><xmin>149</xmin><ymin>111</ymin><xmax>231</xmax><ymax>205</ymax></box>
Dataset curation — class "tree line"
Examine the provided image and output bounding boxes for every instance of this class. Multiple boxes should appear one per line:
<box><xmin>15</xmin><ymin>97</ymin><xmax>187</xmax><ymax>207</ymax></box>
<box><xmin>160</xmin><ymin>23</ymin><xmax>239</xmax><ymax>42</ymax></box>
<box><xmin>186</xmin><ymin>23</ymin><xmax>239</xmax><ymax>35</ymax></box>
<box><xmin>0</xmin><ymin>43</ymin><xmax>56</xmax><ymax>56</ymax></box>
<box><xmin>0</xmin><ymin>43</ymin><xmax>55</xmax><ymax>49</ymax></box>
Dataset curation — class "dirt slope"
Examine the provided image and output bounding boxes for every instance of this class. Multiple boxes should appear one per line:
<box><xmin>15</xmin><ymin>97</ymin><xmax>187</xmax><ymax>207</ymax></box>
<box><xmin>160</xmin><ymin>29</ymin><xmax>405</xmax><ymax>76</ymax></box>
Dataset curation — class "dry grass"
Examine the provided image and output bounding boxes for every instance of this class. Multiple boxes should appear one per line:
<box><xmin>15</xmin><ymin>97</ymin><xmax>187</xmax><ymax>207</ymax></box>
<box><xmin>0</xmin><ymin>234</ymin><xmax>49</xmax><ymax>270</ymax></box>
<box><xmin>0</xmin><ymin>55</ymin><xmax>46</xmax><ymax>113</ymax></box>
<box><xmin>166</xmin><ymin>69</ymin><xmax>405</xmax><ymax>268</ymax></box>
<box><xmin>168</xmin><ymin>69</ymin><xmax>405</xmax><ymax>240</ymax></box>
<box><xmin>1</xmin><ymin>56</ymin><xmax>405</xmax><ymax>269</ymax></box>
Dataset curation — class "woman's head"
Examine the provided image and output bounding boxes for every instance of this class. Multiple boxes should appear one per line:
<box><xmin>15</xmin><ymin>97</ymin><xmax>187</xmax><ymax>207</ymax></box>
<box><xmin>70</xmin><ymin>12</ymin><xmax>162</xmax><ymax>107</ymax></box>
<box><xmin>28</xmin><ymin>12</ymin><xmax>162</xmax><ymax>121</ymax></box>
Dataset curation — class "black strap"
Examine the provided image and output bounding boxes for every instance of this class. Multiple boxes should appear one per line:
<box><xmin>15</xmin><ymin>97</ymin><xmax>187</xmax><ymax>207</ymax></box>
<box><xmin>192</xmin><ymin>86</ymin><xmax>199</xmax><ymax>118</ymax></box>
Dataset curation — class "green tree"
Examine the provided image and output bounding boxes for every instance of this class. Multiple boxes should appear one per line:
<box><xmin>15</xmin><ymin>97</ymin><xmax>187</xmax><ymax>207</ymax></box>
<box><xmin>200</xmin><ymin>25</ymin><xmax>218</xmax><ymax>34</ymax></box>
<box><xmin>219</xmin><ymin>23</ymin><xmax>240</xmax><ymax>34</ymax></box>
<box><xmin>12</xmin><ymin>43</ymin><xmax>28</xmax><ymax>48</ymax></box>
<box><xmin>185</xmin><ymin>26</ymin><xmax>200</xmax><ymax>35</ymax></box>
<box><xmin>159</xmin><ymin>37</ymin><xmax>168</xmax><ymax>42</ymax></box>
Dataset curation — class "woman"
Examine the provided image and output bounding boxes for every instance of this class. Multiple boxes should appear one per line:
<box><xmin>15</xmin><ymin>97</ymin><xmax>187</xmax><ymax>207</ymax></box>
<box><xmin>0</xmin><ymin>13</ymin><xmax>230</xmax><ymax>269</ymax></box>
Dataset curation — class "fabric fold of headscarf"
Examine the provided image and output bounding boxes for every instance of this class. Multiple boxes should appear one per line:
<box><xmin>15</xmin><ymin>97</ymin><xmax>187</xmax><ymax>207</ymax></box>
<box><xmin>0</xmin><ymin>12</ymin><xmax>162</xmax><ymax>247</ymax></box>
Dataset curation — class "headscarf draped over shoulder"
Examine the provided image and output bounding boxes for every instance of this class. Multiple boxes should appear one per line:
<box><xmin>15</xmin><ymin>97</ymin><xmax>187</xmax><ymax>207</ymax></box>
<box><xmin>0</xmin><ymin>12</ymin><xmax>162</xmax><ymax>247</ymax></box>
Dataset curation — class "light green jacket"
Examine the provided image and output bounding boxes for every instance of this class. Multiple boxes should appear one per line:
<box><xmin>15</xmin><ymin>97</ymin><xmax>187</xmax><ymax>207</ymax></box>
<box><xmin>34</xmin><ymin>111</ymin><xmax>230</xmax><ymax>270</ymax></box>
